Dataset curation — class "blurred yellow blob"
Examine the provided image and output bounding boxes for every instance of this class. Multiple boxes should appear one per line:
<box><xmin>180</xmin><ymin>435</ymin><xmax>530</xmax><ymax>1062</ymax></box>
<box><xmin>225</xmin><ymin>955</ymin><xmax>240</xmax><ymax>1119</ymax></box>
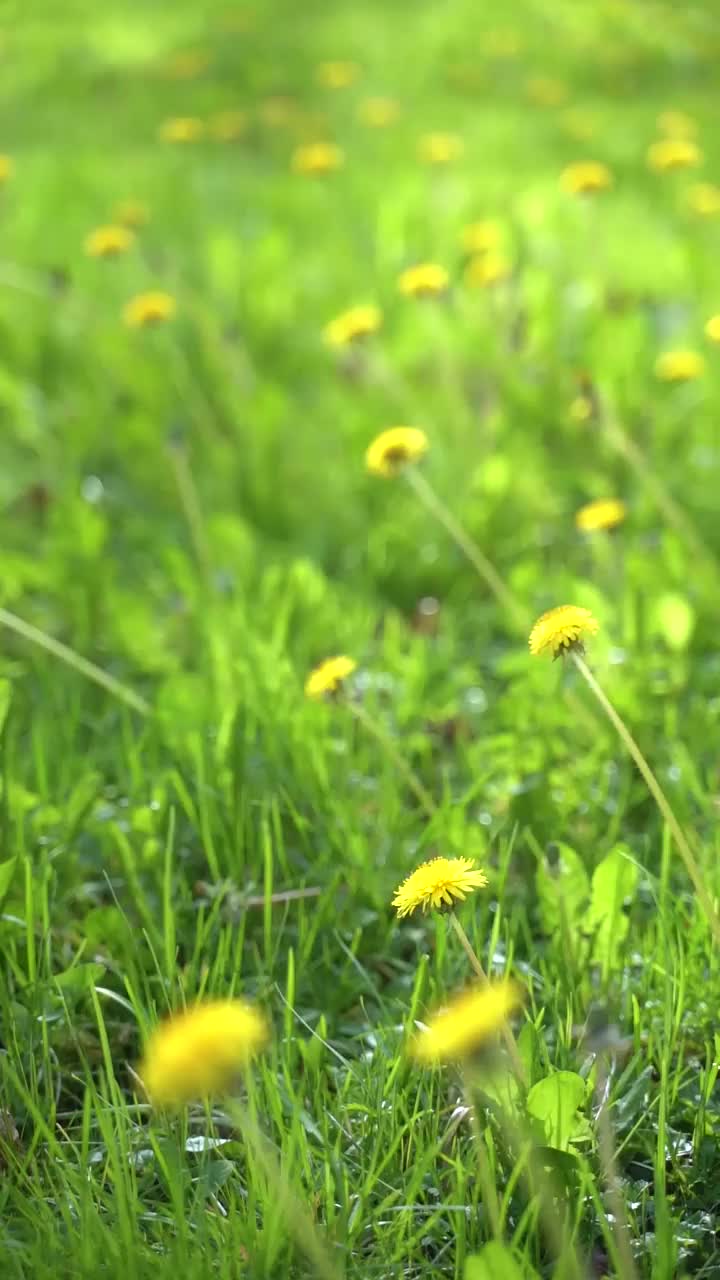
<box><xmin>158</xmin><ymin>116</ymin><xmax>205</xmax><ymax>144</ymax></box>
<box><xmin>410</xmin><ymin>982</ymin><xmax>522</xmax><ymax>1064</ymax></box>
<box><xmin>418</xmin><ymin>132</ymin><xmax>464</xmax><ymax>165</ymax></box>
<box><xmin>0</xmin><ymin>154</ymin><xmax>13</xmax><ymax>183</ymax></box>
<box><xmin>657</xmin><ymin>109</ymin><xmax>697</xmax><ymax>139</ymax></box>
<box><xmin>316</xmin><ymin>60</ymin><xmax>360</xmax><ymax>89</ymax></box>
<box><xmin>464</xmin><ymin>253</ymin><xmax>510</xmax><ymax>288</ymax></box>
<box><xmin>704</xmin><ymin>315</ymin><xmax>720</xmax><ymax>343</ymax></box>
<box><xmin>357</xmin><ymin>96</ymin><xmax>400</xmax><ymax>127</ymax></box>
<box><xmin>323</xmin><ymin>305</ymin><xmax>382</xmax><ymax>348</ymax></box>
<box><xmin>575</xmin><ymin>497</ymin><xmax>626</xmax><ymax>533</ymax></box>
<box><xmin>291</xmin><ymin>141</ymin><xmax>344</xmax><ymax>174</ymax></box>
<box><xmin>305</xmin><ymin>655</ymin><xmax>357</xmax><ymax>699</ymax></box>
<box><xmin>460</xmin><ymin>219</ymin><xmax>502</xmax><ymax>254</ymax></box>
<box><xmin>687</xmin><ymin>182</ymin><xmax>720</xmax><ymax>216</ymax></box>
<box><xmin>397</xmin><ymin>262</ymin><xmax>449</xmax><ymax>297</ymax></box>
<box><xmin>647</xmin><ymin>138</ymin><xmax>702</xmax><ymax>172</ymax></box>
<box><xmin>123</xmin><ymin>291</ymin><xmax>176</xmax><ymax>328</ymax></box>
<box><xmin>139</xmin><ymin>999</ymin><xmax>268</xmax><ymax>1105</ymax></box>
<box><xmin>654</xmin><ymin>350</ymin><xmax>705</xmax><ymax>382</ymax></box>
<box><xmin>161</xmin><ymin>49</ymin><xmax>211</xmax><ymax>80</ymax></box>
<box><xmin>84</xmin><ymin>225</ymin><xmax>134</xmax><ymax>258</ymax></box>
<box><xmin>560</xmin><ymin>160</ymin><xmax>613</xmax><ymax>195</ymax></box>
<box><xmin>526</xmin><ymin>76</ymin><xmax>567</xmax><ymax>106</ymax></box>
<box><xmin>259</xmin><ymin>96</ymin><xmax>297</xmax><ymax>127</ymax></box>
<box><xmin>114</xmin><ymin>199</ymin><xmax>150</xmax><ymax>228</ymax></box>
<box><xmin>208</xmin><ymin>110</ymin><xmax>248</xmax><ymax>141</ymax></box>
<box><xmin>569</xmin><ymin>395</ymin><xmax>594</xmax><ymax>424</ymax></box>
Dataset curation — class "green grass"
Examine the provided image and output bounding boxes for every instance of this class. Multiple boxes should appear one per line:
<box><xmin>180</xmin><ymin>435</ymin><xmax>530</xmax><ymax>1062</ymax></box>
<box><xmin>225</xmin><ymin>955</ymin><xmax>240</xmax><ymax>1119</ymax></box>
<box><xmin>2</xmin><ymin>0</ymin><xmax>720</xmax><ymax>1275</ymax></box>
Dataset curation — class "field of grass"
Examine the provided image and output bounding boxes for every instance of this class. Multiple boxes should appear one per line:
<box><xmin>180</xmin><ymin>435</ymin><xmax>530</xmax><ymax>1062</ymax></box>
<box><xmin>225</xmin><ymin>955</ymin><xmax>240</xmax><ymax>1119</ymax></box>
<box><xmin>3</xmin><ymin>1</ymin><xmax>720</xmax><ymax>1276</ymax></box>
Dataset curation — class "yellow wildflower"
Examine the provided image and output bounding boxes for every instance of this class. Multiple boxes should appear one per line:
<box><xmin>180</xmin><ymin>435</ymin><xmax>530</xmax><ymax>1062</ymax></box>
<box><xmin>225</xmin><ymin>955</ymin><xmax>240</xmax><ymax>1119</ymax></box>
<box><xmin>526</xmin><ymin>76</ymin><xmax>567</xmax><ymax>106</ymax></box>
<box><xmin>657</xmin><ymin>109</ymin><xmax>697</xmax><ymax>139</ymax></box>
<box><xmin>114</xmin><ymin>199</ymin><xmax>150</xmax><ymax>229</ymax></box>
<box><xmin>647</xmin><ymin>138</ymin><xmax>702</xmax><ymax>172</ymax></box>
<box><xmin>529</xmin><ymin>605</ymin><xmax>599</xmax><ymax>658</ymax></box>
<box><xmin>208</xmin><ymin>110</ymin><xmax>248</xmax><ymax>141</ymax></box>
<box><xmin>575</xmin><ymin>498</ymin><xmax>626</xmax><ymax>533</ymax></box>
<box><xmin>139</xmin><ymin>999</ymin><xmax>268</xmax><ymax>1105</ymax></box>
<box><xmin>460</xmin><ymin>220</ymin><xmax>502</xmax><ymax>255</ymax></box>
<box><xmin>688</xmin><ymin>182</ymin><xmax>720</xmax><ymax>216</ymax></box>
<box><xmin>158</xmin><ymin>116</ymin><xmax>205</xmax><ymax>144</ymax></box>
<box><xmin>392</xmin><ymin>856</ymin><xmax>488</xmax><ymax>919</ymax></box>
<box><xmin>397</xmin><ymin>262</ymin><xmax>449</xmax><ymax>298</ymax></box>
<box><xmin>323</xmin><ymin>304</ymin><xmax>382</xmax><ymax>348</ymax></box>
<box><xmin>410</xmin><ymin>982</ymin><xmax>522</xmax><ymax>1063</ymax></box>
<box><xmin>357</xmin><ymin>96</ymin><xmax>400</xmax><ymax>127</ymax></box>
<box><xmin>123</xmin><ymin>291</ymin><xmax>176</xmax><ymax>328</ymax></box>
<box><xmin>705</xmin><ymin>315</ymin><xmax>720</xmax><ymax>343</ymax></box>
<box><xmin>418</xmin><ymin>132</ymin><xmax>464</xmax><ymax>165</ymax></box>
<box><xmin>291</xmin><ymin>142</ymin><xmax>344</xmax><ymax>175</ymax></box>
<box><xmin>365</xmin><ymin>426</ymin><xmax>429</xmax><ymax>477</ymax></box>
<box><xmin>304</xmin><ymin>655</ymin><xmax>357</xmax><ymax>700</ymax></box>
<box><xmin>654</xmin><ymin>350</ymin><xmax>705</xmax><ymax>382</ymax></box>
<box><xmin>464</xmin><ymin>253</ymin><xmax>510</xmax><ymax>288</ymax></box>
<box><xmin>0</xmin><ymin>154</ymin><xmax>13</xmax><ymax>184</ymax></box>
<box><xmin>317</xmin><ymin>60</ymin><xmax>359</xmax><ymax>89</ymax></box>
<box><xmin>84</xmin><ymin>225</ymin><xmax>134</xmax><ymax>259</ymax></box>
<box><xmin>560</xmin><ymin>161</ymin><xmax>613</xmax><ymax>195</ymax></box>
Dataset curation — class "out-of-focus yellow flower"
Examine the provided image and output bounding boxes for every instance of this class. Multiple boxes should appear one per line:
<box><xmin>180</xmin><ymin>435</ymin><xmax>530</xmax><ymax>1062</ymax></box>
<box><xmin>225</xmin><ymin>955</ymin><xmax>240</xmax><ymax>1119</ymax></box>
<box><xmin>357</xmin><ymin>96</ymin><xmax>400</xmax><ymax>127</ymax></box>
<box><xmin>569</xmin><ymin>395</ymin><xmax>594</xmax><ymax>424</ymax></box>
<box><xmin>460</xmin><ymin>220</ymin><xmax>502</xmax><ymax>254</ymax></box>
<box><xmin>575</xmin><ymin>498</ymin><xmax>626</xmax><ymax>533</ymax></box>
<box><xmin>526</xmin><ymin>76</ymin><xmax>567</xmax><ymax>106</ymax></box>
<box><xmin>161</xmin><ymin>49</ymin><xmax>211</xmax><ymax>80</ymax></box>
<box><xmin>316</xmin><ymin>60</ymin><xmax>359</xmax><ymax>89</ymax></box>
<box><xmin>365</xmin><ymin>426</ymin><xmax>429</xmax><ymax>477</ymax></box>
<box><xmin>397</xmin><ymin>262</ymin><xmax>449</xmax><ymax>298</ymax></box>
<box><xmin>304</xmin><ymin>655</ymin><xmax>357</xmax><ymax>699</ymax></box>
<box><xmin>647</xmin><ymin>138</ymin><xmax>702</xmax><ymax>172</ymax></box>
<box><xmin>529</xmin><ymin>605</ymin><xmax>599</xmax><ymax>658</ymax></box>
<box><xmin>657</xmin><ymin>109</ymin><xmax>697</xmax><ymax>139</ymax></box>
<box><xmin>259</xmin><ymin>96</ymin><xmax>297</xmax><ymax>127</ymax></box>
<box><xmin>464</xmin><ymin>253</ymin><xmax>510</xmax><ymax>288</ymax></box>
<box><xmin>139</xmin><ymin>999</ymin><xmax>268</xmax><ymax>1105</ymax></box>
<box><xmin>208</xmin><ymin>110</ymin><xmax>248</xmax><ymax>141</ymax></box>
<box><xmin>392</xmin><ymin>857</ymin><xmax>488</xmax><ymax>918</ymax></box>
<box><xmin>158</xmin><ymin>116</ymin><xmax>205</xmax><ymax>144</ymax></box>
<box><xmin>705</xmin><ymin>315</ymin><xmax>720</xmax><ymax>343</ymax></box>
<box><xmin>123</xmin><ymin>291</ymin><xmax>176</xmax><ymax>328</ymax></box>
<box><xmin>84</xmin><ymin>225</ymin><xmax>135</xmax><ymax>259</ymax></box>
<box><xmin>654</xmin><ymin>350</ymin><xmax>705</xmax><ymax>382</ymax></box>
<box><xmin>114</xmin><ymin>199</ymin><xmax>150</xmax><ymax>229</ymax></box>
<box><xmin>323</xmin><ymin>304</ymin><xmax>382</xmax><ymax>348</ymax></box>
<box><xmin>410</xmin><ymin>982</ymin><xmax>522</xmax><ymax>1063</ymax></box>
<box><xmin>291</xmin><ymin>141</ymin><xmax>344</xmax><ymax>174</ymax></box>
<box><xmin>0</xmin><ymin>154</ymin><xmax>13</xmax><ymax>184</ymax></box>
<box><xmin>687</xmin><ymin>182</ymin><xmax>720</xmax><ymax>216</ymax></box>
<box><xmin>560</xmin><ymin>161</ymin><xmax>613</xmax><ymax>195</ymax></box>
<box><xmin>418</xmin><ymin>132</ymin><xmax>464</xmax><ymax>165</ymax></box>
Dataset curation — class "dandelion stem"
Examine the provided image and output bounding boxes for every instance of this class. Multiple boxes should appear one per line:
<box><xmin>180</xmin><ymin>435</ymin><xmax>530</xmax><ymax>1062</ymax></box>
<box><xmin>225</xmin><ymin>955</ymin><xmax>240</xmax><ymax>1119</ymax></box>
<box><xmin>594</xmin><ymin>1058</ymin><xmax>640</xmax><ymax>1280</ymax></box>
<box><xmin>405</xmin><ymin>467</ymin><xmax>528</xmax><ymax>630</ymax></box>
<box><xmin>571</xmin><ymin>652</ymin><xmax>720</xmax><ymax>946</ymax></box>
<box><xmin>167</xmin><ymin>438</ymin><xmax>212</xmax><ymax>581</ymax></box>
<box><xmin>0</xmin><ymin>606</ymin><xmax>150</xmax><ymax>716</ymax></box>
<box><xmin>448</xmin><ymin>912</ymin><xmax>527</xmax><ymax>1085</ymax></box>
<box><xmin>347</xmin><ymin>699</ymin><xmax>437</xmax><ymax>819</ymax></box>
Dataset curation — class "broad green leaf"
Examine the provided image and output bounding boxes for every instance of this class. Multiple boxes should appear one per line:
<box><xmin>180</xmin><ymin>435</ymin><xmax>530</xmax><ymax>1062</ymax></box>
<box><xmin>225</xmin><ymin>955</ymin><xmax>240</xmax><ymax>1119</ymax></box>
<box><xmin>55</xmin><ymin>963</ymin><xmax>106</xmax><ymax>991</ymax></box>
<box><xmin>0</xmin><ymin>856</ymin><xmax>17</xmax><ymax>906</ymax></box>
<box><xmin>586</xmin><ymin>846</ymin><xmax>639</xmax><ymax>972</ymax></box>
<box><xmin>527</xmin><ymin>1071</ymin><xmax>588</xmax><ymax>1152</ymax></box>
<box><xmin>536</xmin><ymin>842</ymin><xmax>590</xmax><ymax>934</ymax></box>
<box><xmin>465</xmin><ymin>1242</ymin><xmax>538</xmax><ymax>1279</ymax></box>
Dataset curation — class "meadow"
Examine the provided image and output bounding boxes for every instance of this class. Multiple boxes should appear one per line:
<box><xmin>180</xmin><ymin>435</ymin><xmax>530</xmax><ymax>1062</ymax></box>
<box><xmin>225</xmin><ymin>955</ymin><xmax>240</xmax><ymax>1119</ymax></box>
<box><xmin>2</xmin><ymin>0</ymin><xmax>720</xmax><ymax>1275</ymax></box>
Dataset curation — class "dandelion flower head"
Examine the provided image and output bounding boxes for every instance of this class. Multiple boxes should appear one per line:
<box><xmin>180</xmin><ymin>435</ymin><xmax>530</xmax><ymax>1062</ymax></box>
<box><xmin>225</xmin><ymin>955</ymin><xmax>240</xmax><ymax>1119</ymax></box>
<box><xmin>460</xmin><ymin>220</ymin><xmax>502</xmax><ymax>255</ymax></box>
<box><xmin>84</xmin><ymin>225</ymin><xmax>135</xmax><ymax>259</ymax></box>
<box><xmin>410</xmin><ymin>982</ymin><xmax>522</xmax><ymax>1063</ymax></box>
<box><xmin>323</xmin><ymin>304</ymin><xmax>382</xmax><ymax>348</ymax></box>
<box><xmin>123</xmin><ymin>291</ymin><xmax>177</xmax><ymax>328</ymax></box>
<box><xmin>158</xmin><ymin>116</ymin><xmax>205</xmax><ymax>144</ymax></box>
<box><xmin>392</xmin><ymin>856</ymin><xmax>488</xmax><ymax>919</ymax></box>
<box><xmin>357</xmin><ymin>96</ymin><xmax>400</xmax><ymax>127</ymax></box>
<box><xmin>575</xmin><ymin>497</ymin><xmax>626</xmax><ymax>533</ymax></box>
<box><xmin>304</xmin><ymin>655</ymin><xmax>357</xmax><ymax>700</ymax></box>
<box><xmin>657</xmin><ymin>109</ymin><xmax>697</xmax><ymax>139</ymax></box>
<box><xmin>464</xmin><ymin>253</ymin><xmax>510</xmax><ymax>289</ymax></box>
<box><xmin>292</xmin><ymin>141</ymin><xmax>344</xmax><ymax>174</ymax></box>
<box><xmin>687</xmin><ymin>182</ymin><xmax>720</xmax><ymax>217</ymax></box>
<box><xmin>397</xmin><ymin>262</ymin><xmax>449</xmax><ymax>298</ymax></box>
<box><xmin>365</xmin><ymin>426</ymin><xmax>428</xmax><ymax>477</ymax></box>
<box><xmin>647</xmin><ymin>138</ymin><xmax>702</xmax><ymax>172</ymax></box>
<box><xmin>0</xmin><ymin>154</ymin><xmax>13</xmax><ymax>184</ymax></box>
<box><xmin>654</xmin><ymin>349</ymin><xmax>705</xmax><ymax>382</ymax></box>
<box><xmin>418</xmin><ymin>132</ymin><xmax>464</xmax><ymax>165</ymax></box>
<box><xmin>529</xmin><ymin>604</ymin><xmax>599</xmax><ymax>658</ymax></box>
<box><xmin>139</xmin><ymin>998</ymin><xmax>269</xmax><ymax>1105</ymax></box>
<box><xmin>560</xmin><ymin>161</ymin><xmax>613</xmax><ymax>195</ymax></box>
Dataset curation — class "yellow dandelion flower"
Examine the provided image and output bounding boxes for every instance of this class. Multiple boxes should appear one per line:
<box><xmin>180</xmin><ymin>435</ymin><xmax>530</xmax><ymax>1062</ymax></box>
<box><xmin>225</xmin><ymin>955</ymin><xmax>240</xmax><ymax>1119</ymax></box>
<box><xmin>291</xmin><ymin>141</ymin><xmax>344</xmax><ymax>175</ymax></box>
<box><xmin>158</xmin><ymin>116</ymin><xmax>205</xmax><ymax>144</ymax></box>
<box><xmin>84</xmin><ymin>225</ymin><xmax>135</xmax><ymax>259</ymax></box>
<box><xmin>123</xmin><ymin>291</ymin><xmax>176</xmax><ymax>328</ymax></box>
<box><xmin>526</xmin><ymin>76</ymin><xmax>567</xmax><ymax>107</ymax></box>
<box><xmin>410</xmin><ymin>982</ymin><xmax>522</xmax><ymax>1063</ymax></box>
<box><xmin>0</xmin><ymin>154</ymin><xmax>13</xmax><ymax>184</ymax></box>
<box><xmin>654</xmin><ymin>349</ymin><xmax>705</xmax><ymax>382</ymax></box>
<box><xmin>529</xmin><ymin>604</ymin><xmax>599</xmax><ymax>658</ymax></box>
<box><xmin>114</xmin><ymin>199</ymin><xmax>150</xmax><ymax>229</ymax></box>
<box><xmin>657</xmin><ymin>109</ymin><xmax>697</xmax><ymax>139</ymax></box>
<box><xmin>392</xmin><ymin>856</ymin><xmax>488</xmax><ymax>918</ymax></box>
<box><xmin>687</xmin><ymin>182</ymin><xmax>720</xmax><ymax>216</ymax></box>
<box><xmin>139</xmin><ymin>998</ymin><xmax>268</xmax><ymax>1106</ymax></box>
<box><xmin>316</xmin><ymin>60</ymin><xmax>359</xmax><ymax>89</ymax></box>
<box><xmin>460</xmin><ymin>220</ymin><xmax>502</xmax><ymax>255</ymax></box>
<box><xmin>397</xmin><ymin>262</ymin><xmax>449</xmax><ymax>298</ymax></box>
<box><xmin>365</xmin><ymin>426</ymin><xmax>429</xmax><ymax>477</ymax></box>
<box><xmin>705</xmin><ymin>315</ymin><xmax>720</xmax><ymax>343</ymax></box>
<box><xmin>560</xmin><ymin>161</ymin><xmax>613</xmax><ymax>195</ymax></box>
<box><xmin>323</xmin><ymin>304</ymin><xmax>382</xmax><ymax>348</ymax></box>
<box><xmin>418</xmin><ymin>132</ymin><xmax>464</xmax><ymax>165</ymax></box>
<box><xmin>357</xmin><ymin>96</ymin><xmax>400</xmax><ymax>127</ymax></box>
<box><xmin>647</xmin><ymin>138</ymin><xmax>702</xmax><ymax>172</ymax></box>
<box><xmin>464</xmin><ymin>253</ymin><xmax>510</xmax><ymax>289</ymax></box>
<box><xmin>208</xmin><ymin>110</ymin><xmax>248</xmax><ymax>141</ymax></box>
<box><xmin>304</xmin><ymin>655</ymin><xmax>357</xmax><ymax>700</ymax></box>
<box><xmin>575</xmin><ymin>497</ymin><xmax>627</xmax><ymax>533</ymax></box>
<box><xmin>569</xmin><ymin>395</ymin><xmax>594</xmax><ymax>424</ymax></box>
